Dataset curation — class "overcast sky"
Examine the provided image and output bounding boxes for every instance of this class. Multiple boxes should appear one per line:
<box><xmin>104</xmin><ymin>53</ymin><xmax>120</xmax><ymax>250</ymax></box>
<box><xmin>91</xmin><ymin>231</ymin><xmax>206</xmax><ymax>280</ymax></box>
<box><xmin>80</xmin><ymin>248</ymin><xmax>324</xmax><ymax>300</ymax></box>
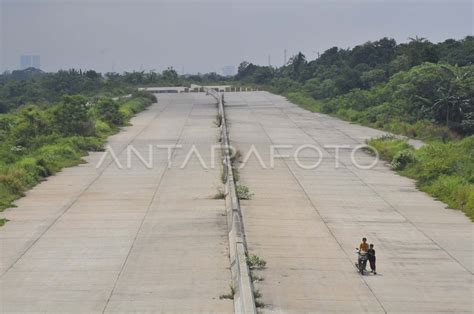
<box><xmin>0</xmin><ymin>0</ymin><xmax>472</xmax><ymax>74</ymax></box>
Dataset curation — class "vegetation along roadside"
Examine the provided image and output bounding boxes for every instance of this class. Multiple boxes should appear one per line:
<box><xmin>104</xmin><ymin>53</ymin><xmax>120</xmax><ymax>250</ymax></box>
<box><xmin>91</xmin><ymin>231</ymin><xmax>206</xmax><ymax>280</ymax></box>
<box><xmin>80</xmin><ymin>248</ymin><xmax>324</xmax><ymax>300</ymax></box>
<box><xmin>0</xmin><ymin>90</ymin><xmax>156</xmax><ymax>225</ymax></box>
<box><xmin>232</xmin><ymin>36</ymin><xmax>473</xmax><ymax>221</ymax></box>
<box><xmin>368</xmin><ymin>135</ymin><xmax>473</xmax><ymax>220</ymax></box>
<box><xmin>234</xmin><ymin>36</ymin><xmax>474</xmax><ymax>142</ymax></box>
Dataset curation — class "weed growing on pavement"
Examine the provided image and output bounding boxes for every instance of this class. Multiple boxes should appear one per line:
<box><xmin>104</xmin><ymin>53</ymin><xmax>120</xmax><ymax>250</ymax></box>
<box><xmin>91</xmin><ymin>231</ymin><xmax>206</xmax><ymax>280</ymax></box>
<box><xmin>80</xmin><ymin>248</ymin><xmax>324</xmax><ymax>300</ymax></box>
<box><xmin>246</xmin><ymin>254</ymin><xmax>266</xmax><ymax>269</ymax></box>
<box><xmin>213</xmin><ymin>188</ymin><xmax>226</xmax><ymax>199</ymax></box>
<box><xmin>219</xmin><ymin>285</ymin><xmax>235</xmax><ymax>300</ymax></box>
<box><xmin>236</xmin><ymin>184</ymin><xmax>253</xmax><ymax>200</ymax></box>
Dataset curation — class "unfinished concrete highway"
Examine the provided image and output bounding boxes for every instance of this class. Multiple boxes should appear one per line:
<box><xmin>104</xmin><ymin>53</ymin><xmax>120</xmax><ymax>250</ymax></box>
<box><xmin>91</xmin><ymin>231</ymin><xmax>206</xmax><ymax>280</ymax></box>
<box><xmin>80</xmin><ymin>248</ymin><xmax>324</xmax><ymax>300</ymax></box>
<box><xmin>226</xmin><ymin>91</ymin><xmax>473</xmax><ymax>313</ymax></box>
<box><xmin>0</xmin><ymin>91</ymin><xmax>472</xmax><ymax>313</ymax></box>
<box><xmin>0</xmin><ymin>94</ymin><xmax>233</xmax><ymax>313</ymax></box>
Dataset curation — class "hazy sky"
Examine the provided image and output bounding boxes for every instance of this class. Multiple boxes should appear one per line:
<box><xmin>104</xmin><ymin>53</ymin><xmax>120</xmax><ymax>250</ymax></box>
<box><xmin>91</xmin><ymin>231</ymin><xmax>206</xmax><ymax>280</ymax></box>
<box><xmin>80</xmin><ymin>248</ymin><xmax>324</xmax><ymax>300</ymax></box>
<box><xmin>1</xmin><ymin>0</ymin><xmax>472</xmax><ymax>74</ymax></box>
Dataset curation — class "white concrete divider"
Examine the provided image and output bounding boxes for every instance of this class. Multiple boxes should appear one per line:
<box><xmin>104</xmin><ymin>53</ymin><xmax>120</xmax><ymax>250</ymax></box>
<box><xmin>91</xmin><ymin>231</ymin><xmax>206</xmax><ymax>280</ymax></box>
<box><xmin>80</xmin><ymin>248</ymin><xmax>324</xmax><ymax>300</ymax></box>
<box><xmin>206</xmin><ymin>88</ymin><xmax>257</xmax><ymax>314</ymax></box>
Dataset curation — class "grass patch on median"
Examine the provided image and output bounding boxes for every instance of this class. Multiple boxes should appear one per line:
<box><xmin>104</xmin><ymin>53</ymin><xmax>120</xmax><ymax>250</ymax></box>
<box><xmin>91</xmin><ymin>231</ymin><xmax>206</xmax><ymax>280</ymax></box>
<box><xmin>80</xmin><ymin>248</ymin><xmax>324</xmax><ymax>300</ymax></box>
<box><xmin>236</xmin><ymin>184</ymin><xmax>253</xmax><ymax>200</ymax></box>
<box><xmin>368</xmin><ymin>135</ymin><xmax>474</xmax><ymax>221</ymax></box>
<box><xmin>246</xmin><ymin>254</ymin><xmax>267</xmax><ymax>269</ymax></box>
<box><xmin>219</xmin><ymin>285</ymin><xmax>235</xmax><ymax>300</ymax></box>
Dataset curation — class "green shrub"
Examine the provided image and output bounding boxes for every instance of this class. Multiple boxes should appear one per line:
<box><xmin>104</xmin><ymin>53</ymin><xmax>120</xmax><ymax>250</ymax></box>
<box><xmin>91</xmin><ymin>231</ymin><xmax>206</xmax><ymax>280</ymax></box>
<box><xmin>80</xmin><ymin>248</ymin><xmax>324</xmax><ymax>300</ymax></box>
<box><xmin>15</xmin><ymin>158</ymin><xmax>46</xmax><ymax>184</ymax></box>
<box><xmin>0</xmin><ymin>138</ymin><xmax>103</xmax><ymax>212</ymax></box>
<box><xmin>0</xmin><ymin>172</ymin><xmax>26</xmax><ymax>194</ymax></box>
<box><xmin>336</xmin><ymin>108</ymin><xmax>362</xmax><ymax>122</ymax></box>
<box><xmin>119</xmin><ymin>97</ymin><xmax>153</xmax><ymax>121</ymax></box>
<box><xmin>0</xmin><ymin>182</ymin><xmax>17</xmax><ymax>209</ymax></box>
<box><xmin>369</xmin><ymin>135</ymin><xmax>474</xmax><ymax>220</ymax></box>
<box><xmin>408</xmin><ymin>142</ymin><xmax>462</xmax><ymax>182</ymax></box>
<box><xmin>132</xmin><ymin>90</ymin><xmax>157</xmax><ymax>102</ymax></box>
<box><xmin>53</xmin><ymin>95</ymin><xmax>95</xmax><ymax>136</ymax></box>
<box><xmin>246</xmin><ymin>254</ymin><xmax>266</xmax><ymax>269</ymax></box>
<box><xmin>56</xmin><ymin>136</ymin><xmax>104</xmax><ymax>152</ymax></box>
<box><xmin>236</xmin><ymin>184</ymin><xmax>253</xmax><ymax>200</ymax></box>
<box><xmin>424</xmin><ymin>175</ymin><xmax>465</xmax><ymax>201</ymax></box>
<box><xmin>95</xmin><ymin>120</ymin><xmax>113</xmax><ymax>136</ymax></box>
<box><xmin>368</xmin><ymin>136</ymin><xmax>412</xmax><ymax>161</ymax></box>
<box><xmin>423</xmin><ymin>176</ymin><xmax>474</xmax><ymax>220</ymax></box>
<box><xmin>93</xmin><ymin>97</ymin><xmax>124</xmax><ymax>126</ymax></box>
<box><xmin>33</xmin><ymin>144</ymin><xmax>81</xmax><ymax>174</ymax></box>
<box><xmin>391</xmin><ymin>149</ymin><xmax>417</xmax><ymax>170</ymax></box>
<box><xmin>286</xmin><ymin>92</ymin><xmax>322</xmax><ymax>112</ymax></box>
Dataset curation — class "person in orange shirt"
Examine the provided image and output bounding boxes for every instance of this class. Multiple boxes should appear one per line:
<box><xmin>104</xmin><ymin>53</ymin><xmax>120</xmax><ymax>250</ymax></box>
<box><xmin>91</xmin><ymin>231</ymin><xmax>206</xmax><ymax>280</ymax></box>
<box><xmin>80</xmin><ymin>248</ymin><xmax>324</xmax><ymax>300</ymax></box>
<box><xmin>356</xmin><ymin>237</ymin><xmax>369</xmax><ymax>273</ymax></box>
<box><xmin>359</xmin><ymin>237</ymin><xmax>369</xmax><ymax>253</ymax></box>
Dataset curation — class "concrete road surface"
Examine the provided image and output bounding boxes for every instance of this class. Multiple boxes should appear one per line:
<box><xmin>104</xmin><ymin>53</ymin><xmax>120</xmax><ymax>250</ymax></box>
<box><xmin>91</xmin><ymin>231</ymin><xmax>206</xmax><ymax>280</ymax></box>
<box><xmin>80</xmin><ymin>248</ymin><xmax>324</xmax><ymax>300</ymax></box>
<box><xmin>226</xmin><ymin>91</ymin><xmax>473</xmax><ymax>313</ymax></box>
<box><xmin>1</xmin><ymin>91</ymin><xmax>472</xmax><ymax>313</ymax></box>
<box><xmin>0</xmin><ymin>94</ymin><xmax>233</xmax><ymax>313</ymax></box>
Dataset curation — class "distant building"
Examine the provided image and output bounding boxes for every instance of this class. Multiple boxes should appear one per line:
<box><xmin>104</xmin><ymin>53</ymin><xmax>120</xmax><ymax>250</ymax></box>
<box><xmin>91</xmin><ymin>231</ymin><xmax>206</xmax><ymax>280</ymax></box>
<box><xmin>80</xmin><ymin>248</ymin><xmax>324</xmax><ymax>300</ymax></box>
<box><xmin>20</xmin><ymin>55</ymin><xmax>31</xmax><ymax>69</ymax></box>
<box><xmin>32</xmin><ymin>55</ymin><xmax>41</xmax><ymax>68</ymax></box>
<box><xmin>222</xmin><ymin>65</ymin><xmax>236</xmax><ymax>77</ymax></box>
<box><xmin>20</xmin><ymin>55</ymin><xmax>41</xmax><ymax>69</ymax></box>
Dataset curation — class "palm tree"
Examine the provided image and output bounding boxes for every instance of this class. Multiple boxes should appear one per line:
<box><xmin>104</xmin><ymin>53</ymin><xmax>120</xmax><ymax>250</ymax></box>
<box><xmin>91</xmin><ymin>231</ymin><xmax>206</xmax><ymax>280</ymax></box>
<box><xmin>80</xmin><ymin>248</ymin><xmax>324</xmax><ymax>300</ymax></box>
<box><xmin>432</xmin><ymin>66</ymin><xmax>470</xmax><ymax>127</ymax></box>
<box><xmin>432</xmin><ymin>91</ymin><xmax>466</xmax><ymax>127</ymax></box>
<box><xmin>408</xmin><ymin>36</ymin><xmax>428</xmax><ymax>43</ymax></box>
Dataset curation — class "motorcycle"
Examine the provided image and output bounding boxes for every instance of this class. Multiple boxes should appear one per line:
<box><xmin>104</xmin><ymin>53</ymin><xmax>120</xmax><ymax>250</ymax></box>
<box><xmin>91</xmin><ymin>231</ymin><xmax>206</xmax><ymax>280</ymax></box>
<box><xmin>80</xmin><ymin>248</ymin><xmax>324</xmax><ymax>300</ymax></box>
<box><xmin>355</xmin><ymin>248</ymin><xmax>368</xmax><ymax>275</ymax></box>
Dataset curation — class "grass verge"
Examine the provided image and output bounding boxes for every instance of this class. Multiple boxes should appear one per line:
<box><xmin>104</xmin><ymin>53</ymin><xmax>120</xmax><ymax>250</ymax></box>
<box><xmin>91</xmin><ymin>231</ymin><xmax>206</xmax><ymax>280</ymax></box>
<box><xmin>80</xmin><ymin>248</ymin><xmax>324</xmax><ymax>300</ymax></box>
<box><xmin>285</xmin><ymin>91</ymin><xmax>458</xmax><ymax>142</ymax></box>
<box><xmin>368</xmin><ymin>135</ymin><xmax>474</xmax><ymax>221</ymax></box>
<box><xmin>0</xmin><ymin>93</ymin><xmax>156</xmax><ymax>219</ymax></box>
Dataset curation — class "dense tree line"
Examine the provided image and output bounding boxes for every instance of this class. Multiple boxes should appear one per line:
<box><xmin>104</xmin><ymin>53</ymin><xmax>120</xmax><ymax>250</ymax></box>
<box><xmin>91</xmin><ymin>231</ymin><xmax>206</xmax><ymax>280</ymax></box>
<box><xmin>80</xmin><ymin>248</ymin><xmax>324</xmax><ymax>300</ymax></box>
<box><xmin>234</xmin><ymin>36</ymin><xmax>474</xmax><ymax>220</ymax></box>
<box><xmin>235</xmin><ymin>36</ymin><xmax>474</xmax><ymax>137</ymax></box>
<box><xmin>0</xmin><ymin>67</ymin><xmax>195</xmax><ymax>113</ymax></box>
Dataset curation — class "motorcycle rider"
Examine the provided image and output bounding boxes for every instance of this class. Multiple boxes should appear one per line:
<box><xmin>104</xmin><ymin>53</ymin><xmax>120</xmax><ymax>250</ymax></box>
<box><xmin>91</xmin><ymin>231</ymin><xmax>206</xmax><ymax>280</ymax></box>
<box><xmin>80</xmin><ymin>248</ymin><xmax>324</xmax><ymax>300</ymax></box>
<box><xmin>357</xmin><ymin>237</ymin><xmax>369</xmax><ymax>272</ymax></box>
<box><xmin>359</xmin><ymin>237</ymin><xmax>369</xmax><ymax>253</ymax></box>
